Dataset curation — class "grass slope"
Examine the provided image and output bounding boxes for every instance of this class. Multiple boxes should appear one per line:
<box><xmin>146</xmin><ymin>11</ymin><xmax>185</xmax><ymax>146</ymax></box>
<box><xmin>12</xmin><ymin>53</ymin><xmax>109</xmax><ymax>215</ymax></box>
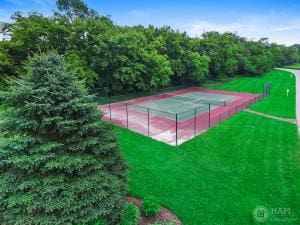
<box><xmin>117</xmin><ymin>69</ymin><xmax>299</xmax><ymax>225</ymax></box>
<box><xmin>203</xmin><ymin>70</ymin><xmax>296</xmax><ymax>118</ymax></box>
<box><xmin>118</xmin><ymin>114</ymin><xmax>299</xmax><ymax>225</ymax></box>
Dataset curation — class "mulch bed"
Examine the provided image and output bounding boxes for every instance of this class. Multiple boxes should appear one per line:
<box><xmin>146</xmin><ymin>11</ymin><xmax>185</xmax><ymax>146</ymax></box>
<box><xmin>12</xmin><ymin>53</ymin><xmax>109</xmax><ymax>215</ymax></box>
<box><xmin>124</xmin><ymin>196</ymin><xmax>182</xmax><ymax>225</ymax></box>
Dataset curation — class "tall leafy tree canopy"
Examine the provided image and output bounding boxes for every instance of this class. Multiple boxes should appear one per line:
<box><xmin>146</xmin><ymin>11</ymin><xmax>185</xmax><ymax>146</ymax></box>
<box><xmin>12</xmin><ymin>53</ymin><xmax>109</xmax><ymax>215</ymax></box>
<box><xmin>0</xmin><ymin>53</ymin><xmax>128</xmax><ymax>225</ymax></box>
<box><xmin>0</xmin><ymin>0</ymin><xmax>299</xmax><ymax>93</ymax></box>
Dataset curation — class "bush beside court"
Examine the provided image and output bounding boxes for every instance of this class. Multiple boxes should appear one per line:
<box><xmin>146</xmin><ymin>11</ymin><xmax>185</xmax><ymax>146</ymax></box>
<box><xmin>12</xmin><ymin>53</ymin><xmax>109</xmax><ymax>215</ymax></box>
<box><xmin>141</xmin><ymin>196</ymin><xmax>160</xmax><ymax>217</ymax></box>
<box><xmin>119</xmin><ymin>203</ymin><xmax>140</xmax><ymax>225</ymax></box>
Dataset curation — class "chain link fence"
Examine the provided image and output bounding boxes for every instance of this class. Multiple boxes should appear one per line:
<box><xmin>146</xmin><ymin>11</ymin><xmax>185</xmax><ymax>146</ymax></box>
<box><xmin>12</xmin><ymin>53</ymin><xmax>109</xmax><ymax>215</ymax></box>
<box><xmin>99</xmin><ymin>84</ymin><xmax>270</xmax><ymax>146</ymax></box>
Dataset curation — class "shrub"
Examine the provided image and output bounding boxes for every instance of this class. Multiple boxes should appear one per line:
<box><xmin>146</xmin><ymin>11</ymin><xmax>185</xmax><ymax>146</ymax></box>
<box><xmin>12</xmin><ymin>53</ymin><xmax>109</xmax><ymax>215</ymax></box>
<box><xmin>74</xmin><ymin>219</ymin><xmax>106</xmax><ymax>225</ymax></box>
<box><xmin>141</xmin><ymin>196</ymin><xmax>160</xmax><ymax>217</ymax></box>
<box><xmin>119</xmin><ymin>203</ymin><xmax>140</xmax><ymax>225</ymax></box>
<box><xmin>149</xmin><ymin>221</ymin><xmax>176</xmax><ymax>225</ymax></box>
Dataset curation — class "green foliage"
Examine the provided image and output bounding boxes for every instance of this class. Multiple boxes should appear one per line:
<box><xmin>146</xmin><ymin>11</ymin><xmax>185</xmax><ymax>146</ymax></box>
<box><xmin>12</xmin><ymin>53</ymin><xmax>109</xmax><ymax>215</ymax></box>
<box><xmin>74</xmin><ymin>219</ymin><xmax>107</xmax><ymax>225</ymax></box>
<box><xmin>0</xmin><ymin>47</ymin><xmax>13</xmax><ymax>89</ymax></box>
<box><xmin>0</xmin><ymin>53</ymin><xmax>128</xmax><ymax>225</ymax></box>
<box><xmin>185</xmin><ymin>51</ymin><xmax>210</xmax><ymax>83</ymax></box>
<box><xmin>150</xmin><ymin>221</ymin><xmax>176</xmax><ymax>225</ymax></box>
<box><xmin>57</xmin><ymin>0</ymin><xmax>88</xmax><ymax>16</ymax></box>
<box><xmin>119</xmin><ymin>203</ymin><xmax>140</xmax><ymax>225</ymax></box>
<box><xmin>148</xmin><ymin>53</ymin><xmax>172</xmax><ymax>88</ymax></box>
<box><xmin>65</xmin><ymin>50</ymin><xmax>98</xmax><ymax>87</ymax></box>
<box><xmin>0</xmin><ymin>0</ymin><xmax>299</xmax><ymax>93</ymax></box>
<box><xmin>56</xmin><ymin>0</ymin><xmax>97</xmax><ymax>20</ymax></box>
<box><xmin>141</xmin><ymin>196</ymin><xmax>160</xmax><ymax>217</ymax></box>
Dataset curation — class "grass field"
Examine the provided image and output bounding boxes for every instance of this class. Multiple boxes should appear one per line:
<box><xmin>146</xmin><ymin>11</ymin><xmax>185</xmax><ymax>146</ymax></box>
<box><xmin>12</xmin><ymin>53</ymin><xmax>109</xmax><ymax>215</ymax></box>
<box><xmin>0</xmin><ymin>70</ymin><xmax>299</xmax><ymax>225</ymax></box>
<box><xmin>203</xmin><ymin>70</ymin><xmax>296</xmax><ymax>118</ymax></box>
<box><xmin>116</xmin><ymin>69</ymin><xmax>299</xmax><ymax>225</ymax></box>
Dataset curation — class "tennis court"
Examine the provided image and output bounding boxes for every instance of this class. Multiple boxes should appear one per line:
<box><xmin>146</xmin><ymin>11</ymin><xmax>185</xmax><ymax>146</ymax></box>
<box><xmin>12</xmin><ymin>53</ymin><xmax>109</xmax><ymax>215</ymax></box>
<box><xmin>129</xmin><ymin>92</ymin><xmax>237</xmax><ymax>121</ymax></box>
<box><xmin>101</xmin><ymin>87</ymin><xmax>264</xmax><ymax>145</ymax></box>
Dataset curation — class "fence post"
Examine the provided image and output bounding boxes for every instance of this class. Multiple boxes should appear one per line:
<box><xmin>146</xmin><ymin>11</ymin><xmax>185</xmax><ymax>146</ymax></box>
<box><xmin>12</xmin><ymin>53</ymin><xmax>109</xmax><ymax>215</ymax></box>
<box><xmin>194</xmin><ymin>108</ymin><xmax>196</xmax><ymax>136</ymax></box>
<box><xmin>175</xmin><ymin>114</ymin><xmax>178</xmax><ymax>146</ymax></box>
<box><xmin>147</xmin><ymin>108</ymin><xmax>150</xmax><ymax>136</ymax></box>
<box><xmin>108</xmin><ymin>103</ymin><xmax>112</xmax><ymax>121</ymax></box>
<box><xmin>126</xmin><ymin>103</ymin><xmax>128</xmax><ymax>128</ymax></box>
<box><xmin>208</xmin><ymin>103</ymin><xmax>211</xmax><ymax>127</ymax></box>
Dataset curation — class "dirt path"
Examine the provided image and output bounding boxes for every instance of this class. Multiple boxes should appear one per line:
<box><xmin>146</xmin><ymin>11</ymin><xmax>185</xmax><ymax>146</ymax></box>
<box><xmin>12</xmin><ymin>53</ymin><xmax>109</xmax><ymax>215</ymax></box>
<box><xmin>244</xmin><ymin>109</ymin><xmax>296</xmax><ymax>124</ymax></box>
<box><xmin>275</xmin><ymin>68</ymin><xmax>300</xmax><ymax>135</ymax></box>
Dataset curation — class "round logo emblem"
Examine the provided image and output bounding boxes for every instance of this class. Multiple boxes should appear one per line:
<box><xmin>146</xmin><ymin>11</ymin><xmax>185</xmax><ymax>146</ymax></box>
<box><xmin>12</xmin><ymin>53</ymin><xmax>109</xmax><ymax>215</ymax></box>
<box><xmin>253</xmin><ymin>206</ymin><xmax>269</xmax><ymax>222</ymax></box>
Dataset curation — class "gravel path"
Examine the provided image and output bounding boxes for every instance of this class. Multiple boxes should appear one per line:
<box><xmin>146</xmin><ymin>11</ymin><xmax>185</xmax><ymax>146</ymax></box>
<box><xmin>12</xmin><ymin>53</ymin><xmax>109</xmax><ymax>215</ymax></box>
<box><xmin>276</xmin><ymin>68</ymin><xmax>300</xmax><ymax>135</ymax></box>
<box><xmin>244</xmin><ymin>109</ymin><xmax>297</xmax><ymax>124</ymax></box>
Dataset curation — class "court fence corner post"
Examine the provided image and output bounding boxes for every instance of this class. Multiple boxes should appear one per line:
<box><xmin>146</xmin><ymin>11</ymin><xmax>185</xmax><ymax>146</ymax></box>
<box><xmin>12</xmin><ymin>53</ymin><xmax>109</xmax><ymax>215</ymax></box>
<box><xmin>175</xmin><ymin>113</ymin><xmax>178</xmax><ymax>146</ymax></box>
<box><xmin>147</xmin><ymin>108</ymin><xmax>150</xmax><ymax>136</ymax></box>
<box><xmin>108</xmin><ymin>103</ymin><xmax>112</xmax><ymax>121</ymax></box>
<box><xmin>194</xmin><ymin>108</ymin><xmax>196</xmax><ymax>137</ymax></box>
<box><xmin>125</xmin><ymin>103</ymin><xmax>128</xmax><ymax>128</ymax></box>
<box><xmin>208</xmin><ymin>103</ymin><xmax>211</xmax><ymax>128</ymax></box>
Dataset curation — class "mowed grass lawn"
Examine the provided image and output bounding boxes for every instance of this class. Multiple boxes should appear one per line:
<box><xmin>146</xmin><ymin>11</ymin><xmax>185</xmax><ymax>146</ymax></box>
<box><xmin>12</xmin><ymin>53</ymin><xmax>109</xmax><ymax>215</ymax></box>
<box><xmin>116</xmin><ymin>70</ymin><xmax>300</xmax><ymax>225</ymax></box>
<box><xmin>203</xmin><ymin>69</ymin><xmax>296</xmax><ymax>118</ymax></box>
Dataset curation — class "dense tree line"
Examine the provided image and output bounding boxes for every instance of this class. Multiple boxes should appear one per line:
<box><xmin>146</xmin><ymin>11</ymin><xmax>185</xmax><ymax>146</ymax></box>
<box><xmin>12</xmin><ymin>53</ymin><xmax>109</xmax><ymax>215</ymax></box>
<box><xmin>0</xmin><ymin>0</ymin><xmax>299</xmax><ymax>94</ymax></box>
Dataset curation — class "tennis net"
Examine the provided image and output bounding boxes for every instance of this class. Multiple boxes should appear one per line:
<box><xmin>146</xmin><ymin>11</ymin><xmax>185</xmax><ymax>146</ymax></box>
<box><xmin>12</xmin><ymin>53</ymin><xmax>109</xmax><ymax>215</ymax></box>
<box><xmin>163</xmin><ymin>93</ymin><xmax>226</xmax><ymax>106</ymax></box>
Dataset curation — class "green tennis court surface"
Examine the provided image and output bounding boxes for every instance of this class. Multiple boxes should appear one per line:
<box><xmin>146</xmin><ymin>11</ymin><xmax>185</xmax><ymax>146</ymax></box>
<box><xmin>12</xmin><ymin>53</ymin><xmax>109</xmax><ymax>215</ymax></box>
<box><xmin>129</xmin><ymin>91</ymin><xmax>238</xmax><ymax>121</ymax></box>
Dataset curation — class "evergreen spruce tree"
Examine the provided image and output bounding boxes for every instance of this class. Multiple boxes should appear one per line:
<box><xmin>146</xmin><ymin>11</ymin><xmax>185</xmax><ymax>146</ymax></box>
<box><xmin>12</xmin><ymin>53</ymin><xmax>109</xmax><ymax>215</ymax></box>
<box><xmin>0</xmin><ymin>53</ymin><xmax>128</xmax><ymax>225</ymax></box>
